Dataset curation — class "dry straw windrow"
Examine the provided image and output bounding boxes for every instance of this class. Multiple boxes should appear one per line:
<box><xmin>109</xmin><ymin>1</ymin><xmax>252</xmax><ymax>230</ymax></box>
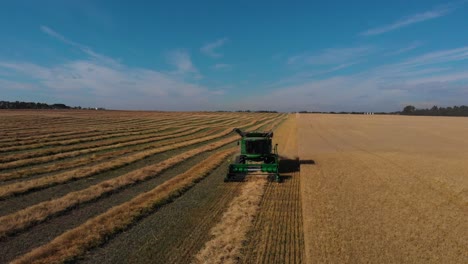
<box><xmin>0</xmin><ymin>115</ymin><xmax>259</xmax><ymax>170</ymax></box>
<box><xmin>0</xmin><ymin>113</ymin><xmax>234</xmax><ymax>150</ymax></box>
<box><xmin>0</xmin><ymin>112</ymin><xmax>200</xmax><ymax>145</ymax></box>
<box><xmin>194</xmin><ymin>178</ymin><xmax>267</xmax><ymax>264</ymax></box>
<box><xmin>0</xmin><ymin>117</ymin><xmax>272</xmax><ymax>195</ymax></box>
<box><xmin>0</xmin><ymin>117</ymin><xmax>243</xmax><ymax>180</ymax></box>
<box><xmin>10</xmin><ymin>148</ymin><xmax>237</xmax><ymax>264</ymax></box>
<box><xmin>0</xmin><ymin>119</ymin><xmax>188</xmax><ymax>152</ymax></box>
<box><xmin>0</xmin><ymin>116</ymin><xmax>162</xmax><ymax>138</ymax></box>
<box><xmin>0</xmin><ymin>116</ymin><xmax>284</xmax><ymax>237</ymax></box>
<box><xmin>0</xmin><ymin>127</ymin><xmax>223</xmax><ymax>197</ymax></box>
<box><xmin>0</xmin><ymin>115</ymin><xmax>175</xmax><ymax>144</ymax></box>
<box><xmin>0</xmin><ymin>126</ymin><xmax>211</xmax><ymax>171</ymax></box>
<box><xmin>0</xmin><ymin>114</ymin><xmax>237</xmax><ymax>160</ymax></box>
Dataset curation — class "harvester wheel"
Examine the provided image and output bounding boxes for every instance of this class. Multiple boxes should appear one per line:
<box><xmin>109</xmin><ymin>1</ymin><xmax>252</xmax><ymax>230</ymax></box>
<box><xmin>275</xmin><ymin>174</ymin><xmax>281</xmax><ymax>182</ymax></box>
<box><xmin>224</xmin><ymin>173</ymin><xmax>233</xmax><ymax>182</ymax></box>
<box><xmin>264</xmin><ymin>156</ymin><xmax>276</xmax><ymax>164</ymax></box>
<box><xmin>235</xmin><ymin>155</ymin><xmax>246</xmax><ymax>164</ymax></box>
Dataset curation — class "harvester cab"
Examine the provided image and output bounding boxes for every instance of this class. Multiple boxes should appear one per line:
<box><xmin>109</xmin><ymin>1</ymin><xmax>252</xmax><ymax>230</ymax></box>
<box><xmin>225</xmin><ymin>128</ymin><xmax>280</xmax><ymax>182</ymax></box>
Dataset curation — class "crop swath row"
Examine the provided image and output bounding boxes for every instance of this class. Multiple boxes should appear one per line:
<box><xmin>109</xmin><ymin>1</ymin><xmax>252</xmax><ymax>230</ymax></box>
<box><xmin>1</xmin><ymin>112</ymin><xmax>239</xmax><ymax>146</ymax></box>
<box><xmin>0</xmin><ymin>126</ymin><xmax>227</xmax><ymax>181</ymax></box>
<box><xmin>0</xmin><ymin>113</ymin><xmax>263</xmax><ymax>167</ymax></box>
<box><xmin>7</xmin><ymin>114</ymin><xmax>285</xmax><ymax>263</ymax></box>
<box><xmin>241</xmin><ymin>170</ymin><xmax>304</xmax><ymax>264</ymax></box>
<box><xmin>0</xmin><ymin>114</ymin><xmax>243</xmax><ymax>161</ymax></box>
<box><xmin>10</xmin><ymin>148</ymin><xmax>237</xmax><ymax>264</ymax></box>
<box><xmin>0</xmin><ymin>112</ymin><xmax>285</xmax><ymax>264</ymax></box>
<box><xmin>0</xmin><ymin>113</ymin><xmax>235</xmax><ymax>150</ymax></box>
<box><xmin>0</xmin><ymin>115</ymin><xmax>280</xmax><ymax>198</ymax></box>
<box><xmin>0</xmin><ymin>112</ymin><xmax>227</xmax><ymax>140</ymax></box>
<box><xmin>0</xmin><ymin>115</ymin><xmax>267</xmax><ymax>174</ymax></box>
<box><xmin>0</xmin><ymin>113</ymin><xmax>284</xmax><ymax>237</ymax></box>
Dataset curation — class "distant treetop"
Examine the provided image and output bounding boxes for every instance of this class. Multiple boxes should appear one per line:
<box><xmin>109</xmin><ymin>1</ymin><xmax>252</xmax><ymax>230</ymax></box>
<box><xmin>0</xmin><ymin>101</ymin><xmax>105</xmax><ymax>110</ymax></box>
<box><xmin>401</xmin><ymin>105</ymin><xmax>468</xmax><ymax>117</ymax></box>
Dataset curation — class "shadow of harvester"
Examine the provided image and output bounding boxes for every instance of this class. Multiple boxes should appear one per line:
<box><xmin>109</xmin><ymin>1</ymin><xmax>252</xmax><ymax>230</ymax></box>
<box><xmin>277</xmin><ymin>157</ymin><xmax>315</xmax><ymax>182</ymax></box>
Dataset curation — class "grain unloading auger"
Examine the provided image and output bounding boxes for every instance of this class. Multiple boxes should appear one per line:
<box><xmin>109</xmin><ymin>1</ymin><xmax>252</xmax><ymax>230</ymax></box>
<box><xmin>225</xmin><ymin>128</ymin><xmax>280</xmax><ymax>182</ymax></box>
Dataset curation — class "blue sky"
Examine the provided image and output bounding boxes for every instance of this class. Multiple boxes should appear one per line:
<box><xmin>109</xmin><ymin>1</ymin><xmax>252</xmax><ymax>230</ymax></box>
<box><xmin>1</xmin><ymin>0</ymin><xmax>468</xmax><ymax>111</ymax></box>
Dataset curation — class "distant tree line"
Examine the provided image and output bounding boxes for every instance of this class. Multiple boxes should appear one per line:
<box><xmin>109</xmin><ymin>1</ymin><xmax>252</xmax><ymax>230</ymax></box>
<box><xmin>215</xmin><ymin>110</ymin><xmax>278</xmax><ymax>113</ymax></box>
<box><xmin>0</xmin><ymin>101</ymin><xmax>105</xmax><ymax>110</ymax></box>
<box><xmin>298</xmin><ymin>111</ymin><xmax>394</xmax><ymax>115</ymax></box>
<box><xmin>401</xmin><ymin>105</ymin><xmax>468</xmax><ymax>116</ymax></box>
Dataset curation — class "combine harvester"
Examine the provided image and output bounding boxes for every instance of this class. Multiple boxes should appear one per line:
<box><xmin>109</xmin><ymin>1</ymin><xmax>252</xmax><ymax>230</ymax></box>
<box><xmin>225</xmin><ymin>128</ymin><xmax>280</xmax><ymax>182</ymax></box>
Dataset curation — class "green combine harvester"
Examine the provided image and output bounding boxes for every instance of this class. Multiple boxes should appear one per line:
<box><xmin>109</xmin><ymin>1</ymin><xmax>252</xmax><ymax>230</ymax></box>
<box><xmin>225</xmin><ymin>128</ymin><xmax>280</xmax><ymax>182</ymax></box>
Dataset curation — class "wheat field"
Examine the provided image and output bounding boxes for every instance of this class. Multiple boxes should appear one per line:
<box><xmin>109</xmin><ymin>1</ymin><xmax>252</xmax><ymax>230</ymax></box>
<box><xmin>0</xmin><ymin>110</ymin><xmax>286</xmax><ymax>263</ymax></box>
<box><xmin>298</xmin><ymin>114</ymin><xmax>468</xmax><ymax>263</ymax></box>
<box><xmin>1</xmin><ymin>110</ymin><xmax>466</xmax><ymax>263</ymax></box>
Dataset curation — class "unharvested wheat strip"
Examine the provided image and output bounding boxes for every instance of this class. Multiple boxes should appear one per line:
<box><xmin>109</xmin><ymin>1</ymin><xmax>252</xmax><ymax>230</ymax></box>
<box><xmin>0</xmin><ymin>118</ymin><xmax>243</xmax><ymax>180</ymax></box>
<box><xmin>0</xmin><ymin>117</ymin><xmax>281</xmax><ymax>238</ymax></box>
<box><xmin>0</xmin><ymin>116</ymin><xmax>249</xmax><ymax>171</ymax></box>
<box><xmin>10</xmin><ymin>148</ymin><xmax>237</xmax><ymax>264</ymax></box>
<box><xmin>0</xmin><ymin>117</ymin><xmax>276</xmax><ymax>198</ymax></box>
<box><xmin>194</xmin><ymin>178</ymin><xmax>267</xmax><ymax>264</ymax></box>
<box><xmin>0</xmin><ymin>114</ymin><xmax>230</xmax><ymax>153</ymax></box>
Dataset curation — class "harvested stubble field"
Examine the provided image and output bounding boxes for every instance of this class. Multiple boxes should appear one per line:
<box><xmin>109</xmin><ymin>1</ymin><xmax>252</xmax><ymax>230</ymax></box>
<box><xmin>0</xmin><ymin>110</ymin><xmax>293</xmax><ymax>264</ymax></box>
<box><xmin>1</xmin><ymin>110</ymin><xmax>466</xmax><ymax>264</ymax></box>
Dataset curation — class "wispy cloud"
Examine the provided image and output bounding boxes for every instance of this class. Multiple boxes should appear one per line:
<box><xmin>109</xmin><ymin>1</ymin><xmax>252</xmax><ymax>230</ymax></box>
<box><xmin>200</xmin><ymin>38</ymin><xmax>229</xmax><ymax>58</ymax></box>
<box><xmin>287</xmin><ymin>46</ymin><xmax>373</xmax><ymax>66</ymax></box>
<box><xmin>360</xmin><ymin>5</ymin><xmax>455</xmax><ymax>36</ymax></box>
<box><xmin>398</xmin><ymin>46</ymin><xmax>468</xmax><ymax>68</ymax></box>
<box><xmin>40</xmin><ymin>25</ymin><xmax>117</xmax><ymax>65</ymax></box>
<box><xmin>213</xmin><ymin>63</ymin><xmax>232</xmax><ymax>70</ymax></box>
<box><xmin>386</xmin><ymin>42</ymin><xmax>422</xmax><ymax>56</ymax></box>
<box><xmin>165</xmin><ymin>49</ymin><xmax>201</xmax><ymax>79</ymax></box>
<box><xmin>0</xmin><ymin>26</ymin><xmax>225</xmax><ymax>110</ymax></box>
<box><xmin>254</xmin><ymin>45</ymin><xmax>468</xmax><ymax>112</ymax></box>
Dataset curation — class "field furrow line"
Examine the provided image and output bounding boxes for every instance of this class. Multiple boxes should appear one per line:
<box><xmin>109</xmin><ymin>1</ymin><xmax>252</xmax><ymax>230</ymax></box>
<box><xmin>0</xmin><ymin>115</ymin><xmax>235</xmax><ymax>156</ymax></box>
<box><xmin>0</xmin><ymin>118</ymin><xmax>188</xmax><ymax>149</ymax></box>
<box><xmin>165</xmin><ymin>182</ymin><xmax>242</xmax><ymax>263</ymax></box>
<box><xmin>0</xmin><ymin>117</ymin><xmax>247</xmax><ymax>180</ymax></box>
<box><xmin>0</xmin><ymin>116</ymin><xmax>188</xmax><ymax>140</ymax></box>
<box><xmin>0</xmin><ymin>114</ymin><xmax>234</xmax><ymax>148</ymax></box>
<box><xmin>0</xmin><ymin>117</ymin><xmax>281</xmax><ymax>239</ymax></box>
<box><xmin>0</xmin><ymin>116</ymin><xmax>244</xmax><ymax>179</ymax></box>
<box><xmin>0</xmin><ymin>117</ymin><xmax>165</xmax><ymax>137</ymax></box>
<box><xmin>0</xmin><ymin>114</ymin><xmax>171</xmax><ymax>139</ymax></box>
<box><xmin>242</xmin><ymin>115</ymin><xmax>304</xmax><ymax>264</ymax></box>
<box><xmin>0</xmin><ymin>118</ymin><xmax>241</xmax><ymax>171</ymax></box>
<box><xmin>0</xmin><ymin>115</ymin><xmax>259</xmax><ymax>171</ymax></box>
<box><xmin>0</xmin><ymin>127</ymin><xmax>212</xmax><ymax>181</ymax></box>
<box><xmin>10</xmin><ymin>148</ymin><xmax>237</xmax><ymax>264</ymax></box>
<box><xmin>0</xmin><ymin>127</ymin><xmax>226</xmax><ymax>195</ymax></box>
<box><xmin>194</xmin><ymin>178</ymin><xmax>267</xmax><ymax>264</ymax></box>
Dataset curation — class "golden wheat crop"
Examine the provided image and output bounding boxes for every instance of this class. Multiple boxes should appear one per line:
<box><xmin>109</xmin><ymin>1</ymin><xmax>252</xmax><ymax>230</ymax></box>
<box><xmin>298</xmin><ymin>114</ymin><xmax>468</xmax><ymax>264</ymax></box>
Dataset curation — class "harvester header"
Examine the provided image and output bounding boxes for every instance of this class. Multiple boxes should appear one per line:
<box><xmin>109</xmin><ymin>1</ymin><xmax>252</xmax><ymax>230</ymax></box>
<box><xmin>225</xmin><ymin>128</ymin><xmax>280</xmax><ymax>182</ymax></box>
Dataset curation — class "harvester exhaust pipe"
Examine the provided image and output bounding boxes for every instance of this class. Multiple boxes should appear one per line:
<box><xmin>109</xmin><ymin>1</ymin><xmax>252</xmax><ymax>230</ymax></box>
<box><xmin>233</xmin><ymin>128</ymin><xmax>246</xmax><ymax>137</ymax></box>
